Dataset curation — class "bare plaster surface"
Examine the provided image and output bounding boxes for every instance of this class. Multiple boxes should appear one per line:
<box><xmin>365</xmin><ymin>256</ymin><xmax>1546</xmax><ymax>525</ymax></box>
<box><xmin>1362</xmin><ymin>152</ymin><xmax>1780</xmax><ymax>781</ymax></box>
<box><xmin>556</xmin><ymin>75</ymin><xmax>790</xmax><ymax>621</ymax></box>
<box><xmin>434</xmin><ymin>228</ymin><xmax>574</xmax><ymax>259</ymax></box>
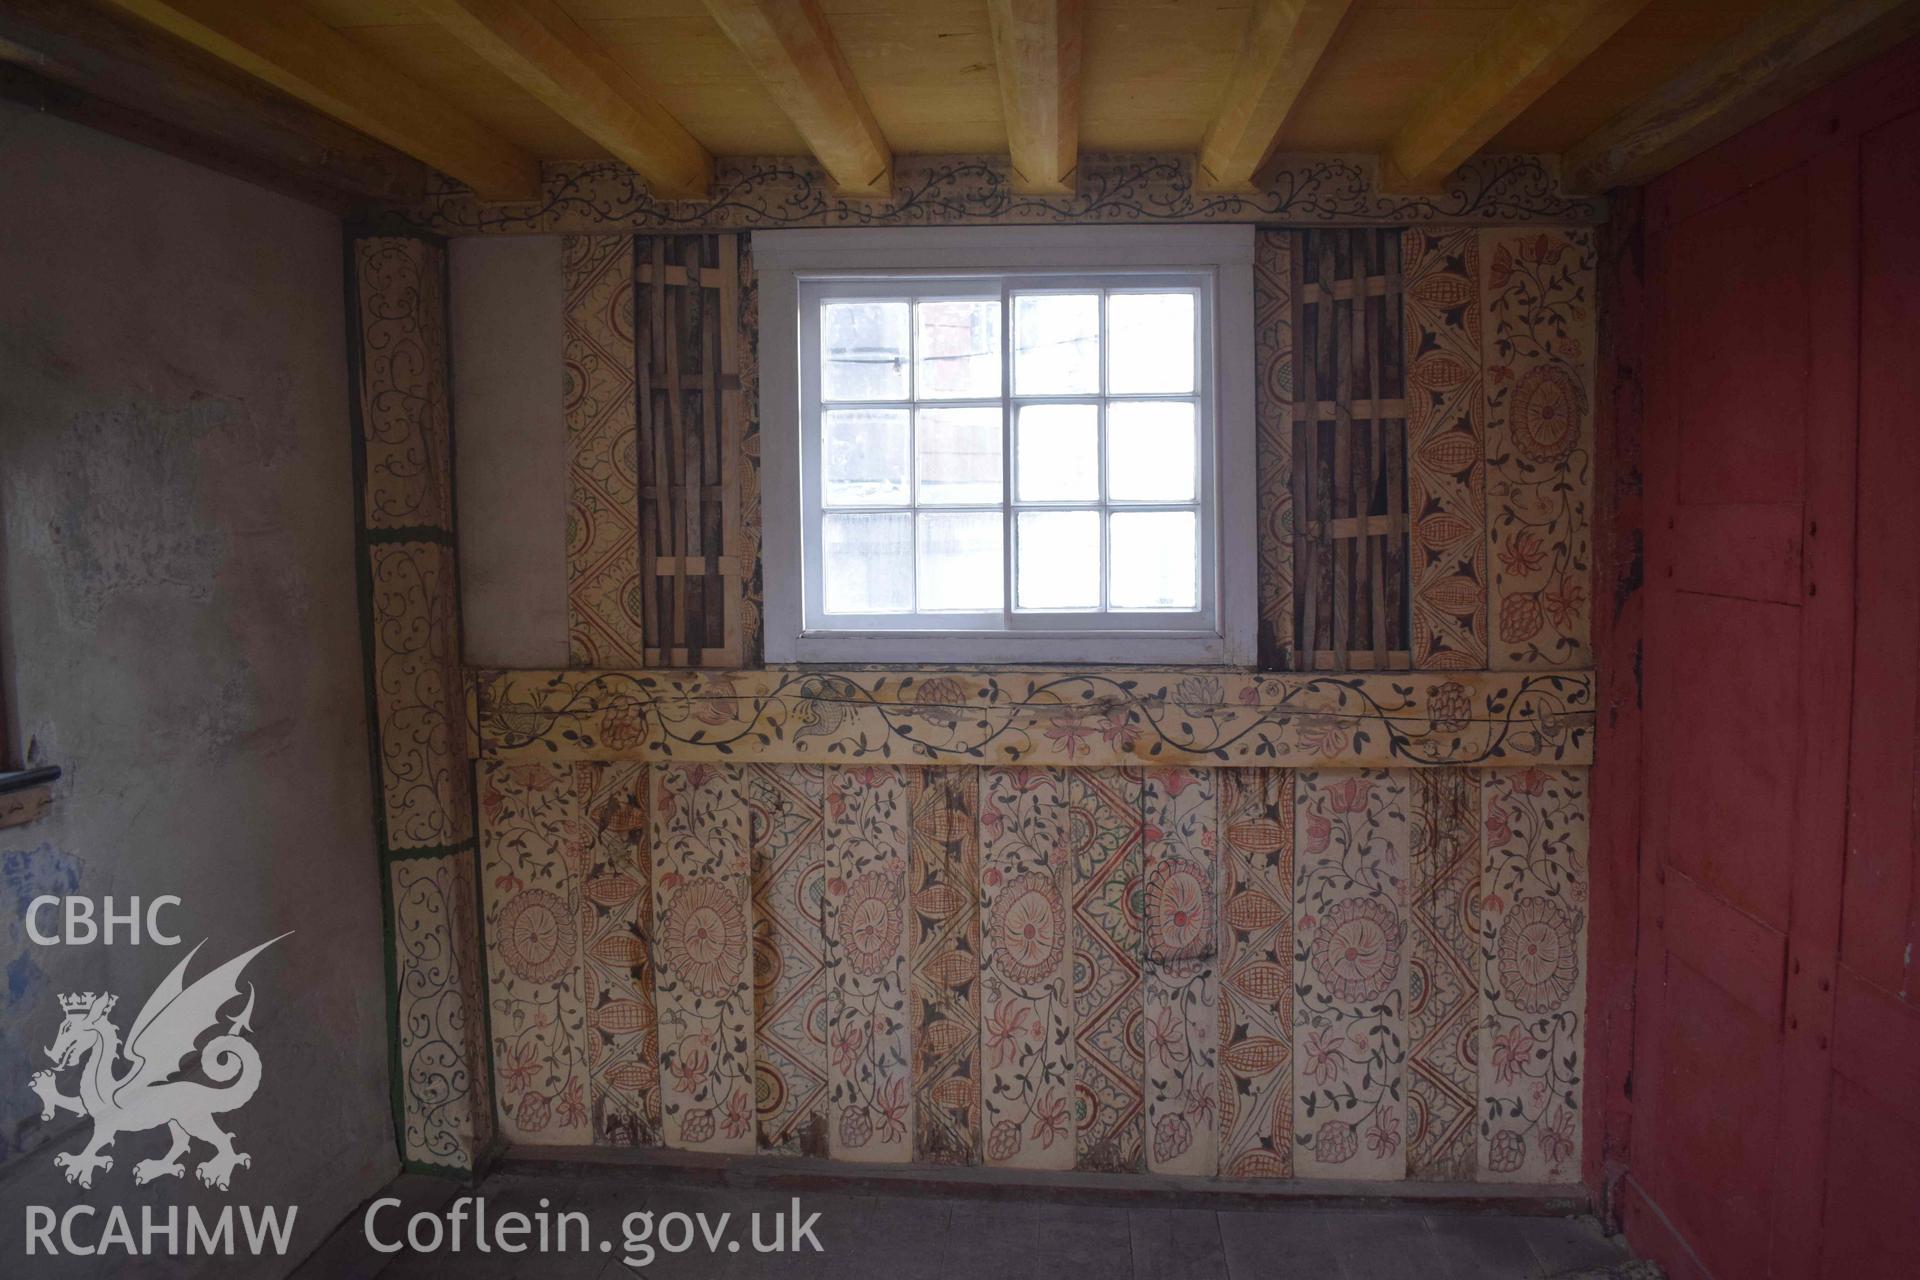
<box><xmin>450</xmin><ymin>235</ymin><xmax>569</xmax><ymax>668</ymax></box>
<box><xmin>0</xmin><ymin>104</ymin><xmax>395</xmax><ymax>1275</ymax></box>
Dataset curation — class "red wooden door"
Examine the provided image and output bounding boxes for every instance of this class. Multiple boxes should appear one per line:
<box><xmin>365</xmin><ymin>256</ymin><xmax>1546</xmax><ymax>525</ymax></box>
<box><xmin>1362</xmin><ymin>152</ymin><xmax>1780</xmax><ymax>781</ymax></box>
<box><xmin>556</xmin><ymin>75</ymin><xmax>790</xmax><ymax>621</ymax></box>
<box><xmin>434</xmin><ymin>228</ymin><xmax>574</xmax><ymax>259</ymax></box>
<box><xmin>1626</xmin><ymin>48</ymin><xmax>1920</xmax><ymax>1279</ymax></box>
<box><xmin>1818</xmin><ymin>106</ymin><xmax>1920</xmax><ymax>1280</ymax></box>
<box><xmin>1632</xmin><ymin>146</ymin><xmax>1857</xmax><ymax>1280</ymax></box>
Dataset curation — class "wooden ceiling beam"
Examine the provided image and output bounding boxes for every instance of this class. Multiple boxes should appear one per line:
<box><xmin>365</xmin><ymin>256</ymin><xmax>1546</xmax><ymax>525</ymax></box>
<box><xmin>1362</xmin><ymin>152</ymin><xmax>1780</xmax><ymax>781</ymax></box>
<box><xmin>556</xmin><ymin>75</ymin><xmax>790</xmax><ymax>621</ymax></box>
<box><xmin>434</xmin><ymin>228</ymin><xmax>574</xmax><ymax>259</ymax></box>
<box><xmin>98</xmin><ymin>0</ymin><xmax>540</xmax><ymax>201</ymax></box>
<box><xmin>0</xmin><ymin>0</ymin><xmax>424</xmax><ymax>210</ymax></box>
<box><xmin>1381</xmin><ymin>0</ymin><xmax>1652</xmax><ymax>192</ymax></box>
<box><xmin>1197</xmin><ymin>0</ymin><xmax>1354</xmax><ymax>192</ymax></box>
<box><xmin>420</xmin><ymin>0</ymin><xmax>710</xmax><ymax>198</ymax></box>
<box><xmin>1565</xmin><ymin>0</ymin><xmax>1920</xmax><ymax>192</ymax></box>
<box><xmin>700</xmin><ymin>0</ymin><xmax>890</xmax><ymax>197</ymax></box>
<box><xmin>986</xmin><ymin>0</ymin><xmax>1083</xmax><ymax>196</ymax></box>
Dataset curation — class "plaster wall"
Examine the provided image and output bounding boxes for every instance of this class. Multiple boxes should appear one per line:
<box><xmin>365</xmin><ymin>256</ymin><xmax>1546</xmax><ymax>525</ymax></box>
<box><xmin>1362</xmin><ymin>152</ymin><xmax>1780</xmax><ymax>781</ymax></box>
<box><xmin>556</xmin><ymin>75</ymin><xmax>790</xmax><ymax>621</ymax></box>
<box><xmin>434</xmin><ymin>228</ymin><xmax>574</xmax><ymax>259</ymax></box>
<box><xmin>0</xmin><ymin>105</ymin><xmax>393</xmax><ymax>1274</ymax></box>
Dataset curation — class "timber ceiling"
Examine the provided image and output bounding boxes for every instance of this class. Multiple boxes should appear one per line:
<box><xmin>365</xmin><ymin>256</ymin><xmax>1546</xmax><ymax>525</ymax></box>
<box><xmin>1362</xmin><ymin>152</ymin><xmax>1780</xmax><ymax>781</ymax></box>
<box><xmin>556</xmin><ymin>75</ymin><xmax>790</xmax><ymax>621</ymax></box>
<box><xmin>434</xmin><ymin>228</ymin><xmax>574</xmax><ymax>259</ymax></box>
<box><xmin>13</xmin><ymin>0</ymin><xmax>1919</xmax><ymax>207</ymax></box>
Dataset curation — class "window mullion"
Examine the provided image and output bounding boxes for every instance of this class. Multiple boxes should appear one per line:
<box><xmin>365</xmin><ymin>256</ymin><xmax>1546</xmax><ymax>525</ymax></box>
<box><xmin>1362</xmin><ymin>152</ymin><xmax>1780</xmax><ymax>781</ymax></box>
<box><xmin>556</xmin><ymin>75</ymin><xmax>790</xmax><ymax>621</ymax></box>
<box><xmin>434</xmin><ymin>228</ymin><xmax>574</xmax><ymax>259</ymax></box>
<box><xmin>1000</xmin><ymin>279</ymin><xmax>1015</xmax><ymax>627</ymax></box>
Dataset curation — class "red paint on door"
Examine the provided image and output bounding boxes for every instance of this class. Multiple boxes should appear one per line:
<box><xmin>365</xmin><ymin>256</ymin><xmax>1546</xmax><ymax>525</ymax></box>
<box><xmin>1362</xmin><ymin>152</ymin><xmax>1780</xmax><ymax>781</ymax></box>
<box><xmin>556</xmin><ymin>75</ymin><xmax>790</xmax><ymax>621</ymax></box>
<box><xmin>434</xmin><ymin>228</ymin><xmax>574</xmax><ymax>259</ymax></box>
<box><xmin>1614</xmin><ymin>35</ymin><xmax>1920</xmax><ymax>1280</ymax></box>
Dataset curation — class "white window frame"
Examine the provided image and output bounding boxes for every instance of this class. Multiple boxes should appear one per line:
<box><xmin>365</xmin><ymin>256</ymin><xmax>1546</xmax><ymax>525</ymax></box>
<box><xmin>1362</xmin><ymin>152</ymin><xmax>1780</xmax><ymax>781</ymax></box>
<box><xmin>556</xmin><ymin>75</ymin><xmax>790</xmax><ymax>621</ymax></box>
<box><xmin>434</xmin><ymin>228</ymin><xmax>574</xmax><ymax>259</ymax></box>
<box><xmin>757</xmin><ymin>225</ymin><xmax>1256</xmax><ymax>666</ymax></box>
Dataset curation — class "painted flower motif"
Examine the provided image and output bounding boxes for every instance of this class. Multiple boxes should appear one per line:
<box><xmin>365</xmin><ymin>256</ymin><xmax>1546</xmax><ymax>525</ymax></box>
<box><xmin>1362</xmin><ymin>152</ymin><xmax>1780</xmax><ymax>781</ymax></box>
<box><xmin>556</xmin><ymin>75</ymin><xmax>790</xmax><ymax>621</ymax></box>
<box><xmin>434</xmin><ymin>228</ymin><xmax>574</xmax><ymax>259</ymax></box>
<box><xmin>831</xmin><ymin>1022</ymin><xmax>867</xmax><ymax>1075</ymax></box>
<box><xmin>498</xmin><ymin>889</ymin><xmax>578</xmax><ymax>984</ymax></box>
<box><xmin>1485</xmin><ymin>803</ymin><xmax>1513</xmax><ymax>847</ymax></box>
<box><xmin>1327</xmin><ymin>777</ymin><xmax>1374</xmax><ymax>815</ymax></box>
<box><xmin>1099</xmin><ymin>714</ymin><xmax>1140</xmax><ymax>752</ymax></box>
<box><xmin>877</xmin><ymin>1077</ymin><xmax>908</xmax><ymax>1145</ymax></box>
<box><xmin>721</xmin><ymin>1086</ymin><xmax>754</xmax><ymax>1140</ymax></box>
<box><xmin>1144</xmin><ymin>855</ymin><xmax>1215</xmax><ymax>963</ymax></box>
<box><xmin>1304</xmin><ymin>812</ymin><xmax>1334</xmax><ymax>856</ymax></box>
<box><xmin>1364</xmin><ymin>1110</ymin><xmax>1400</xmax><ymax>1158</ymax></box>
<box><xmin>1301</xmin><ymin>1025</ymin><xmax>1355</xmax><ymax>1088</ymax></box>
<box><xmin>1487</xmin><ymin>1127</ymin><xmax>1526</xmax><ymax>1173</ymax></box>
<box><xmin>1147</xmin><ymin>1009</ymin><xmax>1190</xmax><ymax>1069</ymax></box>
<box><xmin>1153</xmin><ymin>1114</ymin><xmax>1192</xmax><ymax>1163</ymax></box>
<box><xmin>1309</xmin><ymin>897</ymin><xmax>1403</xmax><ymax>1003</ymax></box>
<box><xmin>1513</xmin><ymin>768</ymin><xmax>1549</xmax><ymax>796</ymax></box>
<box><xmin>986</xmin><ymin>1119</ymin><xmax>1022</xmax><ymax>1162</ymax></box>
<box><xmin>693</xmin><ymin>677</ymin><xmax>740</xmax><ymax>726</ymax></box>
<box><xmin>1499</xmin><ymin>592</ymin><xmax>1544</xmax><ymax>643</ymax></box>
<box><xmin>1174</xmin><ymin>675</ymin><xmax>1223</xmax><ymax>715</ymax></box>
<box><xmin>1044</xmin><ymin>715</ymin><xmax>1093</xmax><ymax>759</ymax></box>
<box><xmin>556</xmin><ymin>1079</ymin><xmax>587</xmax><ymax>1129</ymax></box>
<box><xmin>1491</xmin><ymin>1024</ymin><xmax>1536</xmax><ymax>1085</ymax></box>
<box><xmin>660</xmin><ymin>877</ymin><xmax>748</xmax><ymax>997</ymax></box>
<box><xmin>1030</xmin><ymin>1091</ymin><xmax>1069</xmax><ymax>1149</ymax></box>
<box><xmin>599</xmin><ymin>707</ymin><xmax>647</xmax><ymax>750</ymax></box>
<box><xmin>992</xmin><ymin>873</ymin><xmax>1065</xmax><ymax>985</ymax></box>
<box><xmin>1498</xmin><ymin>898</ymin><xmax>1580</xmax><ymax>1013</ymax></box>
<box><xmin>986</xmin><ymin>998</ymin><xmax>1036</xmax><ymax>1069</ymax></box>
<box><xmin>1313</xmin><ymin>1120</ymin><xmax>1358</xmax><ymax>1164</ymax></box>
<box><xmin>1509</xmin><ymin>364</ymin><xmax>1584</xmax><ymax>467</ymax></box>
<box><xmin>1297</xmin><ymin>715</ymin><xmax>1350</xmax><ymax>758</ymax></box>
<box><xmin>839</xmin><ymin>1106</ymin><xmax>873</xmax><ymax>1149</ymax></box>
<box><xmin>682</xmin><ymin>1108</ymin><xmax>717</xmax><ymax>1144</ymax></box>
<box><xmin>500</xmin><ymin>1039</ymin><xmax>541</xmax><ymax>1094</ymax></box>
<box><xmin>1426</xmin><ymin>681</ymin><xmax>1472</xmax><ymax>733</ymax></box>
<box><xmin>914</xmin><ymin>676</ymin><xmax>968</xmax><ymax>707</ymax></box>
<box><xmin>516</xmin><ymin>1091</ymin><xmax>552</xmax><ymax>1134</ymax></box>
<box><xmin>1544</xmin><ymin>579</ymin><xmax>1585</xmax><ymax>629</ymax></box>
<box><xmin>1540</xmin><ymin>1107</ymin><xmax>1577</xmax><ymax>1167</ymax></box>
<box><xmin>841</xmin><ymin>870</ymin><xmax>904</xmax><ymax>978</ymax></box>
<box><xmin>1499</xmin><ymin>529</ymin><xmax>1546</xmax><ymax>578</ymax></box>
<box><xmin>669</xmin><ymin>1035</ymin><xmax>712</xmax><ymax>1094</ymax></box>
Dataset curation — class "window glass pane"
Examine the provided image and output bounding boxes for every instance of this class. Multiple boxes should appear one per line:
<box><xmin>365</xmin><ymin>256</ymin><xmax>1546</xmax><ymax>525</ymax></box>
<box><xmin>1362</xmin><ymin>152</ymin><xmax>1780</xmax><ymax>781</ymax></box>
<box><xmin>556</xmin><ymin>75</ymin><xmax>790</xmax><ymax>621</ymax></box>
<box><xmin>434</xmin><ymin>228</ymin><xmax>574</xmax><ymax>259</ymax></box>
<box><xmin>822</xmin><ymin>300</ymin><xmax>910</xmax><ymax>400</ymax></box>
<box><xmin>822</xmin><ymin>407</ymin><xmax>909</xmax><ymax>506</ymax></box>
<box><xmin>1015</xmin><ymin>403</ymin><xmax>1099</xmax><ymax>502</ymax></box>
<box><xmin>1013</xmin><ymin>293</ymin><xmax>1099</xmax><ymax>395</ymax></box>
<box><xmin>917</xmin><ymin>406</ymin><xmax>1003</xmax><ymax>504</ymax></box>
<box><xmin>823</xmin><ymin>512</ymin><xmax>913</xmax><ymax>613</ymax></box>
<box><xmin>1108</xmin><ymin>510</ymin><xmax>1197</xmax><ymax>609</ymax></box>
<box><xmin>1107</xmin><ymin>292</ymin><xmax>1195</xmax><ymax>394</ymax></box>
<box><xmin>1016</xmin><ymin>510</ymin><xmax>1100</xmax><ymax>609</ymax></box>
<box><xmin>916</xmin><ymin>299</ymin><xmax>1001</xmax><ymax>399</ymax></box>
<box><xmin>917</xmin><ymin>511</ymin><xmax>1004</xmax><ymax>611</ymax></box>
<box><xmin>1107</xmin><ymin>400</ymin><xmax>1197</xmax><ymax>501</ymax></box>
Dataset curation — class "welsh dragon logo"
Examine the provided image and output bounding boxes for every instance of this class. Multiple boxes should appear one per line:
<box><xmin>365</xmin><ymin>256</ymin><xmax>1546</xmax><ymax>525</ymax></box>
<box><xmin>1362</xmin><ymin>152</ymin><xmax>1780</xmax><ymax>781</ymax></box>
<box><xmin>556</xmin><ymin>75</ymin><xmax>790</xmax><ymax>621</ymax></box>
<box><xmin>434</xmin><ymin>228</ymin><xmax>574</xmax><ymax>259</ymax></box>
<box><xmin>29</xmin><ymin>934</ymin><xmax>288</xmax><ymax>1192</ymax></box>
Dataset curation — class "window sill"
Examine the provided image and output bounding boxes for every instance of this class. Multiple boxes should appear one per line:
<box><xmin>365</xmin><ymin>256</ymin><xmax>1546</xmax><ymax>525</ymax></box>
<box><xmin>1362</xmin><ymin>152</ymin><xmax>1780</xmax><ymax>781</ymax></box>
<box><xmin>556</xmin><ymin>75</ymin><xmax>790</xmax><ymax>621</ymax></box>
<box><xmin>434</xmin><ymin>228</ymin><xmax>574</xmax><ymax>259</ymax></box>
<box><xmin>773</xmin><ymin>631</ymin><xmax>1241</xmax><ymax>667</ymax></box>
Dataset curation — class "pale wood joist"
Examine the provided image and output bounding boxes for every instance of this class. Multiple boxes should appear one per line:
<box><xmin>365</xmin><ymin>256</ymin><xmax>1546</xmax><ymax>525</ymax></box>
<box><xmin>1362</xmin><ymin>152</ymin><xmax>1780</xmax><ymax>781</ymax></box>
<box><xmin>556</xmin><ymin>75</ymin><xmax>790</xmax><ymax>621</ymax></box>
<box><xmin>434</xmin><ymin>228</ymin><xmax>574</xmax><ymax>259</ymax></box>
<box><xmin>1381</xmin><ymin>0</ymin><xmax>1652</xmax><ymax>192</ymax></box>
<box><xmin>985</xmin><ymin>0</ymin><xmax>1083</xmax><ymax>195</ymax></box>
<box><xmin>99</xmin><ymin>0</ymin><xmax>539</xmax><ymax>201</ymax></box>
<box><xmin>419</xmin><ymin>0</ymin><xmax>710</xmax><ymax>198</ymax></box>
<box><xmin>1564</xmin><ymin>0</ymin><xmax>1920</xmax><ymax>192</ymax></box>
<box><xmin>1197</xmin><ymin>0</ymin><xmax>1354</xmax><ymax>192</ymax></box>
<box><xmin>700</xmin><ymin>0</ymin><xmax>890</xmax><ymax>197</ymax></box>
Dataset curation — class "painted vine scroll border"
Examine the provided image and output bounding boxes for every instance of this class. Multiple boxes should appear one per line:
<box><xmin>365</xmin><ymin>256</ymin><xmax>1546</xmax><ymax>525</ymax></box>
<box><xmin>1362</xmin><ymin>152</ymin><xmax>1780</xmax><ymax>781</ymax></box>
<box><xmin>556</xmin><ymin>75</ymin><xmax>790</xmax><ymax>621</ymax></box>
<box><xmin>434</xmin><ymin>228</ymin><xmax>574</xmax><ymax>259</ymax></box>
<box><xmin>473</xmin><ymin>668</ymin><xmax>1592</xmax><ymax>769</ymax></box>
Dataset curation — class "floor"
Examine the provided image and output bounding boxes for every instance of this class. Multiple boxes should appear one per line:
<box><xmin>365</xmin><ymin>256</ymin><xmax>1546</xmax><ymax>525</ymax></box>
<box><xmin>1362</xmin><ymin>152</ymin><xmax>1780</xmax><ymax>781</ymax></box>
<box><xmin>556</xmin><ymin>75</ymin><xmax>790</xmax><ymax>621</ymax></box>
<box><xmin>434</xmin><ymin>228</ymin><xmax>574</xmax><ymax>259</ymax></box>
<box><xmin>304</xmin><ymin>1169</ymin><xmax>1646</xmax><ymax>1280</ymax></box>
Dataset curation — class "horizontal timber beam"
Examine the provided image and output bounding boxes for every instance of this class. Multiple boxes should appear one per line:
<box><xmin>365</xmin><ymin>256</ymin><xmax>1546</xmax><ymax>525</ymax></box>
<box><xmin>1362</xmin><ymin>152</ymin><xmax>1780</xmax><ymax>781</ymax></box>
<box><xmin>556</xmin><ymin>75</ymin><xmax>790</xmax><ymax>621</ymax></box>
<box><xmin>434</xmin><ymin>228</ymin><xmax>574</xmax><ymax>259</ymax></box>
<box><xmin>986</xmin><ymin>0</ymin><xmax>1083</xmax><ymax>196</ymax></box>
<box><xmin>419</xmin><ymin>0</ymin><xmax>710</xmax><ymax>198</ymax></box>
<box><xmin>700</xmin><ymin>0</ymin><xmax>891</xmax><ymax>197</ymax></box>
<box><xmin>1564</xmin><ymin>0</ymin><xmax>1920</xmax><ymax>192</ymax></box>
<box><xmin>1197</xmin><ymin>0</ymin><xmax>1354</xmax><ymax>192</ymax></box>
<box><xmin>1381</xmin><ymin>0</ymin><xmax>1651</xmax><ymax>192</ymax></box>
<box><xmin>0</xmin><ymin>0</ymin><xmax>425</xmax><ymax>209</ymax></box>
<box><xmin>100</xmin><ymin>0</ymin><xmax>540</xmax><ymax>201</ymax></box>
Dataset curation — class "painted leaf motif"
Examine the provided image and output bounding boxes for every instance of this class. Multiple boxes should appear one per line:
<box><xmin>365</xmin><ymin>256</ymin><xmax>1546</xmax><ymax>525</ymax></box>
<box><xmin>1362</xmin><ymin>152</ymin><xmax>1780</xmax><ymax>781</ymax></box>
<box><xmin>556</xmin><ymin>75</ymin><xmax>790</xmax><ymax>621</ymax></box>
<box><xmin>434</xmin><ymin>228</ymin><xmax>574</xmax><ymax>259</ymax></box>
<box><xmin>1409</xmin><ymin>274</ymin><xmax>1473</xmax><ymax>310</ymax></box>
<box><xmin>1226</xmin><ymin>1149</ymin><xmax>1290</xmax><ymax>1179</ymax></box>
<box><xmin>605</xmin><ymin>1060</ymin><xmax>658</xmax><ymax>1091</ymax></box>
<box><xmin>590</xmin><ymin>935</ymin><xmax>645</xmax><ymax>967</ymax></box>
<box><xmin>1228</xmin><ymin>962</ymin><xmax>1289</xmax><ymax>1003</ymax></box>
<box><xmin>586</xmin><ymin>873</ymin><xmax>641</xmax><ymax>908</ymax></box>
<box><xmin>914</xmin><ymin>885</ymin><xmax>970</xmax><ymax>920</ymax></box>
<box><xmin>593</xmin><ymin>999</ymin><xmax>651</xmax><ymax>1035</ymax></box>
<box><xmin>1224</xmin><ymin>891</ymin><xmax>1287</xmax><ymax>933</ymax></box>
<box><xmin>914</xmin><ymin>808</ymin><xmax>973</xmax><ymax>844</ymax></box>
<box><xmin>1417</xmin><ymin>515</ymin><xmax>1476</xmax><ymax>547</ymax></box>
<box><xmin>1421</xmin><ymin>578</ymin><xmax>1485</xmax><ymax>615</ymax></box>
<box><xmin>1224</xmin><ymin>821</ymin><xmax>1287</xmax><ymax>853</ymax></box>
<box><xmin>1408</xmin><ymin>353</ymin><xmax>1474</xmax><ymax>392</ymax></box>
<box><xmin>923</xmin><ymin>948</ymin><xmax>978</xmax><ymax>990</ymax></box>
<box><xmin>1419</xmin><ymin>431</ymin><xmax>1482</xmax><ymax>474</ymax></box>
<box><xmin>1222</xmin><ymin>1036</ymin><xmax>1289</xmax><ymax>1076</ymax></box>
<box><xmin>931</xmin><ymin>1077</ymin><xmax>978</xmax><ymax>1109</ymax></box>
<box><xmin>921</xmin><ymin>1019</ymin><xmax>972</xmax><ymax>1057</ymax></box>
